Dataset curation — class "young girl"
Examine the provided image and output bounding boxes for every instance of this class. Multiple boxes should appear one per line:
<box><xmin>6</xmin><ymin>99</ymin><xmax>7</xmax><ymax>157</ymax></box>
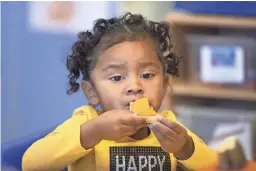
<box><xmin>22</xmin><ymin>12</ymin><xmax>217</xmax><ymax>171</ymax></box>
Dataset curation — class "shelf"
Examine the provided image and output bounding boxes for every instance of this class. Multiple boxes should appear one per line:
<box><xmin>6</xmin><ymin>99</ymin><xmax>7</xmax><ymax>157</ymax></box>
<box><xmin>173</xmin><ymin>84</ymin><xmax>256</xmax><ymax>101</ymax></box>
<box><xmin>166</xmin><ymin>12</ymin><xmax>256</xmax><ymax>103</ymax></box>
<box><xmin>166</xmin><ymin>12</ymin><xmax>256</xmax><ymax>29</ymax></box>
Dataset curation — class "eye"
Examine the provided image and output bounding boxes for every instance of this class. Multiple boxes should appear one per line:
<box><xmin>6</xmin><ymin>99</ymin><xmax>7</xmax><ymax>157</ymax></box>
<box><xmin>109</xmin><ymin>75</ymin><xmax>125</xmax><ymax>82</ymax></box>
<box><xmin>141</xmin><ymin>73</ymin><xmax>154</xmax><ymax>79</ymax></box>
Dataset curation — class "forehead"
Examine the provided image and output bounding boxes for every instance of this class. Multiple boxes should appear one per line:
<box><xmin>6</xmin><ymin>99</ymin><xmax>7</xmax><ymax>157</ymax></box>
<box><xmin>95</xmin><ymin>39</ymin><xmax>161</xmax><ymax>68</ymax></box>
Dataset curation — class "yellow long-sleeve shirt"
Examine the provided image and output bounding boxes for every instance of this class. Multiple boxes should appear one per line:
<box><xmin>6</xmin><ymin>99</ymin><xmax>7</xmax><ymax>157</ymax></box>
<box><xmin>22</xmin><ymin>106</ymin><xmax>217</xmax><ymax>171</ymax></box>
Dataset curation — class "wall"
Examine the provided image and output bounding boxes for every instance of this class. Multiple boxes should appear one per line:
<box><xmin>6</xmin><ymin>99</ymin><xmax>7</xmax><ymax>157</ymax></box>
<box><xmin>118</xmin><ymin>1</ymin><xmax>173</xmax><ymax>21</ymax></box>
<box><xmin>1</xmin><ymin>2</ymin><xmax>87</xmax><ymax>142</ymax></box>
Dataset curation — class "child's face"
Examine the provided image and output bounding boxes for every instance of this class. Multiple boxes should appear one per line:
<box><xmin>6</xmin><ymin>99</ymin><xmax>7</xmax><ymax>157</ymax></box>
<box><xmin>82</xmin><ymin>39</ymin><xmax>167</xmax><ymax>112</ymax></box>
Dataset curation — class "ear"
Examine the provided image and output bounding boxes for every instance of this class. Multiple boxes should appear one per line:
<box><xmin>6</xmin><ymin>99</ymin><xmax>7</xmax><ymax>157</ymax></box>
<box><xmin>162</xmin><ymin>74</ymin><xmax>168</xmax><ymax>93</ymax></box>
<box><xmin>81</xmin><ymin>80</ymin><xmax>100</xmax><ymax>107</ymax></box>
<box><xmin>159</xmin><ymin>74</ymin><xmax>173</xmax><ymax>112</ymax></box>
<box><xmin>163</xmin><ymin>74</ymin><xmax>173</xmax><ymax>95</ymax></box>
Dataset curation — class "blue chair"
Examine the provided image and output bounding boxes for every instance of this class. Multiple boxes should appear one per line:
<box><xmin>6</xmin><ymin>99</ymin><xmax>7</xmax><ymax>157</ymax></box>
<box><xmin>1</xmin><ymin>126</ymin><xmax>68</xmax><ymax>171</ymax></box>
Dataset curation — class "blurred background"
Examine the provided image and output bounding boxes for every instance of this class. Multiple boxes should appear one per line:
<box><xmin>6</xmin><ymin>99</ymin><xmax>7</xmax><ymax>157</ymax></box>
<box><xmin>1</xmin><ymin>1</ymin><xmax>256</xmax><ymax>170</ymax></box>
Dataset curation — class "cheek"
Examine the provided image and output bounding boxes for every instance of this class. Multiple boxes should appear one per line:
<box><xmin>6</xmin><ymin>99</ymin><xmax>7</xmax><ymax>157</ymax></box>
<box><xmin>94</xmin><ymin>81</ymin><xmax>123</xmax><ymax>101</ymax></box>
<box><xmin>144</xmin><ymin>78</ymin><xmax>165</xmax><ymax>103</ymax></box>
<box><xmin>149</xmin><ymin>77</ymin><xmax>164</xmax><ymax>93</ymax></box>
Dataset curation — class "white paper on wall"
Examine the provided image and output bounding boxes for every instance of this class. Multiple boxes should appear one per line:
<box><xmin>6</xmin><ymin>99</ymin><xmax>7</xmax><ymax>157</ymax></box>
<box><xmin>28</xmin><ymin>1</ymin><xmax>114</xmax><ymax>34</ymax></box>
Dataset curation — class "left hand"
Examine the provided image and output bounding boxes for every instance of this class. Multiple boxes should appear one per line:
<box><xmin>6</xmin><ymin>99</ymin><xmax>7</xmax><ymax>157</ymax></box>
<box><xmin>149</xmin><ymin>115</ymin><xmax>194</xmax><ymax>160</ymax></box>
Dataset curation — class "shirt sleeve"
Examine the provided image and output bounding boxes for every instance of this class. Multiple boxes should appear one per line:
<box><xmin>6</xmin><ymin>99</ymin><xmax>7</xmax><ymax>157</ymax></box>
<box><xmin>22</xmin><ymin>107</ymin><xmax>95</xmax><ymax>171</ymax></box>
<box><xmin>176</xmin><ymin>121</ymin><xmax>218</xmax><ymax>170</ymax></box>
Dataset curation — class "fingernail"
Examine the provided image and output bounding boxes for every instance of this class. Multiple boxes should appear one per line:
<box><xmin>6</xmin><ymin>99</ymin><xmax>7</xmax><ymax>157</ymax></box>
<box><xmin>148</xmin><ymin>124</ymin><xmax>152</xmax><ymax>129</ymax></box>
<box><xmin>149</xmin><ymin>122</ymin><xmax>156</xmax><ymax>129</ymax></box>
<box><xmin>149</xmin><ymin>125</ymin><xmax>155</xmax><ymax>131</ymax></box>
<box><xmin>157</xmin><ymin>115</ymin><xmax>164</xmax><ymax>121</ymax></box>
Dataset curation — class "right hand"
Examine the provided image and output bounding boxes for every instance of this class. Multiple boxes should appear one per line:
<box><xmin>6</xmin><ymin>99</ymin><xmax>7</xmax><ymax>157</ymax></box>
<box><xmin>96</xmin><ymin>109</ymin><xmax>148</xmax><ymax>140</ymax></box>
<box><xmin>80</xmin><ymin>109</ymin><xmax>147</xmax><ymax>149</ymax></box>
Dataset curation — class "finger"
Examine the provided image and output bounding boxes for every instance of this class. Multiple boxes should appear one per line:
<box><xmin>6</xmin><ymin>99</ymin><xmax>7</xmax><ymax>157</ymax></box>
<box><xmin>119</xmin><ymin>115</ymin><xmax>147</xmax><ymax>125</ymax></box>
<box><xmin>121</xmin><ymin>125</ymin><xmax>138</xmax><ymax>134</ymax></box>
<box><xmin>145</xmin><ymin>116</ymin><xmax>157</xmax><ymax>124</ymax></box>
<box><xmin>150</xmin><ymin>125</ymin><xmax>166</xmax><ymax>143</ymax></box>
<box><xmin>149</xmin><ymin>121</ymin><xmax>178</xmax><ymax>140</ymax></box>
<box><xmin>157</xmin><ymin>115</ymin><xmax>185</xmax><ymax>135</ymax></box>
<box><xmin>138</xmin><ymin>123</ymin><xmax>149</xmax><ymax>129</ymax></box>
<box><xmin>121</xmin><ymin>124</ymin><xmax>148</xmax><ymax>134</ymax></box>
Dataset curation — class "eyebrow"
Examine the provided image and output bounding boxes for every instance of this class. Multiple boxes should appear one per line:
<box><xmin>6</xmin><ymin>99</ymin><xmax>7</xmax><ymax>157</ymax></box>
<box><xmin>101</xmin><ymin>61</ymin><xmax>161</xmax><ymax>72</ymax></box>
<box><xmin>138</xmin><ymin>61</ymin><xmax>161</xmax><ymax>69</ymax></box>
<box><xmin>101</xmin><ymin>63</ymin><xmax>126</xmax><ymax>72</ymax></box>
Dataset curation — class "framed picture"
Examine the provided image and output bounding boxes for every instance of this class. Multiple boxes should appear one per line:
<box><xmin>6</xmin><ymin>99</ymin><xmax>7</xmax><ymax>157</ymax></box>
<box><xmin>200</xmin><ymin>45</ymin><xmax>245</xmax><ymax>84</ymax></box>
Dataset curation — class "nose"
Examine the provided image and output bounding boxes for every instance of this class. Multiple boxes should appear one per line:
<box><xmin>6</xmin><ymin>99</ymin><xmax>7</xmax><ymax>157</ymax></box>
<box><xmin>126</xmin><ymin>76</ymin><xmax>144</xmax><ymax>96</ymax></box>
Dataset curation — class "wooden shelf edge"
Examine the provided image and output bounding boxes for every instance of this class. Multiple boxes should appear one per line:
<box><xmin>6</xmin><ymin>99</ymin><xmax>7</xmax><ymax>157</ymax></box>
<box><xmin>173</xmin><ymin>84</ymin><xmax>256</xmax><ymax>101</ymax></box>
<box><xmin>166</xmin><ymin>12</ymin><xmax>256</xmax><ymax>29</ymax></box>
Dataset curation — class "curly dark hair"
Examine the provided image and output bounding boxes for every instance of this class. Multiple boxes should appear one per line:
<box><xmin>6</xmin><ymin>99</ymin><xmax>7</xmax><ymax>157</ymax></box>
<box><xmin>66</xmin><ymin>12</ymin><xmax>180</xmax><ymax>94</ymax></box>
